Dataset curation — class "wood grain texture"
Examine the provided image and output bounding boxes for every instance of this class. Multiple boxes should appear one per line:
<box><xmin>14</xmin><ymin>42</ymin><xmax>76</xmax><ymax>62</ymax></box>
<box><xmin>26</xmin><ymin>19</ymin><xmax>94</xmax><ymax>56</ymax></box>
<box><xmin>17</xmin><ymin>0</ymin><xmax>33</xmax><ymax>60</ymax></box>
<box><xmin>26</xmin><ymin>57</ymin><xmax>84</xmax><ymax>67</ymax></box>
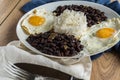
<box><xmin>0</xmin><ymin>0</ymin><xmax>20</xmax><ymax>25</ymax></box>
<box><xmin>0</xmin><ymin>0</ymin><xmax>30</xmax><ymax>46</ymax></box>
<box><xmin>0</xmin><ymin>0</ymin><xmax>120</xmax><ymax>80</ymax></box>
<box><xmin>91</xmin><ymin>52</ymin><xmax>120</xmax><ymax>80</ymax></box>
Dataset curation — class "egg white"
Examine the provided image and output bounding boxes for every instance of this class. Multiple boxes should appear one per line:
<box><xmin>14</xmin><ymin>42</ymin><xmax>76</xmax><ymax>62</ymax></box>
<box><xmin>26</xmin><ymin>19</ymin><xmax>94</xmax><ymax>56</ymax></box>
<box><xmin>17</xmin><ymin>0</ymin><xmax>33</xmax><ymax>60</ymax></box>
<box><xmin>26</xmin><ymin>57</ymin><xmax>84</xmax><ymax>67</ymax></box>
<box><xmin>21</xmin><ymin>8</ymin><xmax>54</xmax><ymax>35</ymax></box>
<box><xmin>80</xmin><ymin>18</ymin><xmax>120</xmax><ymax>54</ymax></box>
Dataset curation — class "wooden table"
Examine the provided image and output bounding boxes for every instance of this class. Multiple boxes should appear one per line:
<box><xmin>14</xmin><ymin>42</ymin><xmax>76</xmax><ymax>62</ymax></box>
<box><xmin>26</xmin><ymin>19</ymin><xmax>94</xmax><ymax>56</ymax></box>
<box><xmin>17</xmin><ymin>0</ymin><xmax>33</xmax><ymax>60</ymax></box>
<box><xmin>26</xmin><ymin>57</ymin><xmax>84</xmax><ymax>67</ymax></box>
<box><xmin>0</xmin><ymin>0</ymin><xmax>120</xmax><ymax>80</ymax></box>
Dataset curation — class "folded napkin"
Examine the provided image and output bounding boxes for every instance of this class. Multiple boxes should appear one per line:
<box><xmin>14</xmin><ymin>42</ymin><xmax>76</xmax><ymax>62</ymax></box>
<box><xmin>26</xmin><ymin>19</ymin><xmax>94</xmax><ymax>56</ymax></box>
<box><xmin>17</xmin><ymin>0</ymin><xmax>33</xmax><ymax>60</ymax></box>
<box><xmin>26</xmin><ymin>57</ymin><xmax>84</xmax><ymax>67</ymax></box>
<box><xmin>0</xmin><ymin>41</ymin><xmax>92</xmax><ymax>80</ymax></box>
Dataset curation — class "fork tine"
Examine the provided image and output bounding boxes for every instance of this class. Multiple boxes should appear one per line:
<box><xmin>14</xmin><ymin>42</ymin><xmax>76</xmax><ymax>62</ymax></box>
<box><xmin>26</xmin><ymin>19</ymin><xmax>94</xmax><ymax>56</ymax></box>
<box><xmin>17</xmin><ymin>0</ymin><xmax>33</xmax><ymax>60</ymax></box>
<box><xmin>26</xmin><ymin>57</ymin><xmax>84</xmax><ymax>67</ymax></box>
<box><xmin>2</xmin><ymin>53</ymin><xmax>35</xmax><ymax>80</ymax></box>
<box><xmin>4</xmin><ymin>61</ymin><xmax>32</xmax><ymax>80</ymax></box>
<box><xmin>7</xmin><ymin>62</ymin><xmax>30</xmax><ymax>76</ymax></box>
<box><xmin>4</xmin><ymin>63</ymin><xmax>28</xmax><ymax>80</ymax></box>
<box><xmin>2</xmin><ymin>53</ymin><xmax>26</xmax><ymax>80</ymax></box>
<box><xmin>8</xmin><ymin>62</ymin><xmax>28</xmax><ymax>73</ymax></box>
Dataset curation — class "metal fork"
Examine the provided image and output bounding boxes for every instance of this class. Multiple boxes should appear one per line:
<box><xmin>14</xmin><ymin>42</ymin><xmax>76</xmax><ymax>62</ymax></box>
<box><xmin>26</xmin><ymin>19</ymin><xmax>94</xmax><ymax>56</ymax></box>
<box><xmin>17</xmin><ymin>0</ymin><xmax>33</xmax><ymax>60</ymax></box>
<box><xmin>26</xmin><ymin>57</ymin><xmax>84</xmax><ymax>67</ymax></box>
<box><xmin>3</xmin><ymin>61</ymin><xmax>60</xmax><ymax>80</ymax></box>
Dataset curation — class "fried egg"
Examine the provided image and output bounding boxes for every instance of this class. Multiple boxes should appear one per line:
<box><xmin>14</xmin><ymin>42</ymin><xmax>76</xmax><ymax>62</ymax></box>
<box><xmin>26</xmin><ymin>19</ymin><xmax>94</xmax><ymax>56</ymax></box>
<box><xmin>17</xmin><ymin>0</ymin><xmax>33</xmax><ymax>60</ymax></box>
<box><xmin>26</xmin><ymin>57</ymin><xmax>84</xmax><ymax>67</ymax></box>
<box><xmin>21</xmin><ymin>8</ymin><xmax>54</xmax><ymax>35</ymax></box>
<box><xmin>80</xmin><ymin>18</ymin><xmax>120</xmax><ymax>54</ymax></box>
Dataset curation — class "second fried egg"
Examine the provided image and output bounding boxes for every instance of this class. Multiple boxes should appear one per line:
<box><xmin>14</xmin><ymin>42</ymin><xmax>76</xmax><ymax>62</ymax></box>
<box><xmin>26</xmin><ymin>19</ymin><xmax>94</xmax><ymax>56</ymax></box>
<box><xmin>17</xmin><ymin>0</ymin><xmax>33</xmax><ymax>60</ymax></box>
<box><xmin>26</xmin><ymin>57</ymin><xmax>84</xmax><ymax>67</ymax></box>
<box><xmin>80</xmin><ymin>18</ymin><xmax>120</xmax><ymax>54</ymax></box>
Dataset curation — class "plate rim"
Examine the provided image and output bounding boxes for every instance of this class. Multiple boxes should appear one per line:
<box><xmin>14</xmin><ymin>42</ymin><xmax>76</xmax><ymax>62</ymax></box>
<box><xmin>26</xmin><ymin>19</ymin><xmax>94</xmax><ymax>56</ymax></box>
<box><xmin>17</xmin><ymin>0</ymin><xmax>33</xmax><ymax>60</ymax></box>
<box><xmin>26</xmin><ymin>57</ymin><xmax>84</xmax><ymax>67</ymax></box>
<box><xmin>16</xmin><ymin>0</ymin><xmax>120</xmax><ymax>58</ymax></box>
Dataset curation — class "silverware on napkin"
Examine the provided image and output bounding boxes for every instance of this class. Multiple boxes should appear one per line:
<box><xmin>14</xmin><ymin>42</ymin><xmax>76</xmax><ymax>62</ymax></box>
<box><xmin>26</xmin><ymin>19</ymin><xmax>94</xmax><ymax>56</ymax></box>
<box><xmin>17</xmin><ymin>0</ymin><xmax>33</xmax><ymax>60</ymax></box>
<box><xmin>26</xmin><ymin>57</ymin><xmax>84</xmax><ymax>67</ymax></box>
<box><xmin>3</xmin><ymin>61</ymin><xmax>60</xmax><ymax>80</ymax></box>
<box><xmin>2</xmin><ymin>51</ymin><xmax>83</xmax><ymax>80</ymax></box>
<box><xmin>4</xmin><ymin>62</ymin><xmax>83</xmax><ymax>80</ymax></box>
<box><xmin>14</xmin><ymin>63</ymin><xmax>83</xmax><ymax>80</ymax></box>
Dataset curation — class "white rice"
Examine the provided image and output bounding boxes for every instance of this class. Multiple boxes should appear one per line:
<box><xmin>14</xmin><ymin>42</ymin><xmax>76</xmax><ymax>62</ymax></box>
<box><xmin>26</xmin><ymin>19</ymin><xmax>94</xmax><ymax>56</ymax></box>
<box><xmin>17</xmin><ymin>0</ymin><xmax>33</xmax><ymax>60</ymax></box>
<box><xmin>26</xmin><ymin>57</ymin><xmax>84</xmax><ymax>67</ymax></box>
<box><xmin>54</xmin><ymin>9</ymin><xmax>87</xmax><ymax>38</ymax></box>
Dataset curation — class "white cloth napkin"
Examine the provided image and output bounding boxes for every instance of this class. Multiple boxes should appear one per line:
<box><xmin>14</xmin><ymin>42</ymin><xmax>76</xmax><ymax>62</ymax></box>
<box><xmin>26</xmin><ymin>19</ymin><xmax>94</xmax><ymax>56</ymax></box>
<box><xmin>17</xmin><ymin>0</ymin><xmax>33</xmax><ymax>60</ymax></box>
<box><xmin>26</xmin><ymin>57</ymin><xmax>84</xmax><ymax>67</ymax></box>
<box><xmin>0</xmin><ymin>41</ymin><xmax>92</xmax><ymax>80</ymax></box>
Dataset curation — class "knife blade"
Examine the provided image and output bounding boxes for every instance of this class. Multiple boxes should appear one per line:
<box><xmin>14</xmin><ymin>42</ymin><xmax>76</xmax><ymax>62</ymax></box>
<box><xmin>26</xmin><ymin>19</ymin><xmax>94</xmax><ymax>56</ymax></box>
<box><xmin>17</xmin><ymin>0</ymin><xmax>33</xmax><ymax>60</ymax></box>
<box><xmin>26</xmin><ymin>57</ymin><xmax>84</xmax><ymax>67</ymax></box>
<box><xmin>14</xmin><ymin>63</ymin><xmax>83</xmax><ymax>80</ymax></box>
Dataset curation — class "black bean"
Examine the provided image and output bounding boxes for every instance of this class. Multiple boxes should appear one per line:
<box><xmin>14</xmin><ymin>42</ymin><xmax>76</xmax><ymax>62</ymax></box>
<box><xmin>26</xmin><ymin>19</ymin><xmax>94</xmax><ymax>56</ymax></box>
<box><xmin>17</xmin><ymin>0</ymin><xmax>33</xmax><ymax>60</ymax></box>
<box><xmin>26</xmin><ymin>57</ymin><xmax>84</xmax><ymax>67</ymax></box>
<box><xmin>47</xmin><ymin>51</ymin><xmax>53</xmax><ymax>55</ymax></box>
<box><xmin>65</xmin><ymin>50</ymin><xmax>70</xmax><ymax>56</ymax></box>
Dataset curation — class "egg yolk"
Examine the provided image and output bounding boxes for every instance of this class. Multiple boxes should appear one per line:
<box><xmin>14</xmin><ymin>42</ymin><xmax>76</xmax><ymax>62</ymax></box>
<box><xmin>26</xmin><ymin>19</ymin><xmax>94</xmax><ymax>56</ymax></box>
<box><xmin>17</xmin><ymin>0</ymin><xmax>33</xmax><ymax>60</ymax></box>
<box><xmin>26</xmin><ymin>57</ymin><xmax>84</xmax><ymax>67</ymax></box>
<box><xmin>28</xmin><ymin>16</ymin><xmax>45</xmax><ymax>26</ymax></box>
<box><xmin>96</xmin><ymin>28</ymin><xmax>115</xmax><ymax>38</ymax></box>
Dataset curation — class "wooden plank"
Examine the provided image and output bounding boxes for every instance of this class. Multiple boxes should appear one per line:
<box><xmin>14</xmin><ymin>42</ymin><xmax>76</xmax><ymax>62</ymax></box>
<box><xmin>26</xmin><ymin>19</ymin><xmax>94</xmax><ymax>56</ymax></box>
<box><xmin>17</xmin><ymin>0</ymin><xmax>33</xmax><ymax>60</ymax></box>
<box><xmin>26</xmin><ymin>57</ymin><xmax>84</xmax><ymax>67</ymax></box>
<box><xmin>91</xmin><ymin>52</ymin><xmax>120</xmax><ymax>80</ymax></box>
<box><xmin>0</xmin><ymin>0</ymin><xmax>20</xmax><ymax>25</ymax></box>
<box><xmin>0</xmin><ymin>0</ymin><xmax>30</xmax><ymax>46</ymax></box>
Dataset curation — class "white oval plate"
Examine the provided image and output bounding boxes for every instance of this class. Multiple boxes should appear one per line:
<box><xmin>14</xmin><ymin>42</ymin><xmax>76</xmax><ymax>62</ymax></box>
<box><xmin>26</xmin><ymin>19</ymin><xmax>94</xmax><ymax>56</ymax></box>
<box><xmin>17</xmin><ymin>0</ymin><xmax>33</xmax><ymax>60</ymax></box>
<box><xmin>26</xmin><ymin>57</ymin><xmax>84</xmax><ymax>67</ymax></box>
<box><xmin>16</xmin><ymin>1</ymin><xmax>120</xmax><ymax>58</ymax></box>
